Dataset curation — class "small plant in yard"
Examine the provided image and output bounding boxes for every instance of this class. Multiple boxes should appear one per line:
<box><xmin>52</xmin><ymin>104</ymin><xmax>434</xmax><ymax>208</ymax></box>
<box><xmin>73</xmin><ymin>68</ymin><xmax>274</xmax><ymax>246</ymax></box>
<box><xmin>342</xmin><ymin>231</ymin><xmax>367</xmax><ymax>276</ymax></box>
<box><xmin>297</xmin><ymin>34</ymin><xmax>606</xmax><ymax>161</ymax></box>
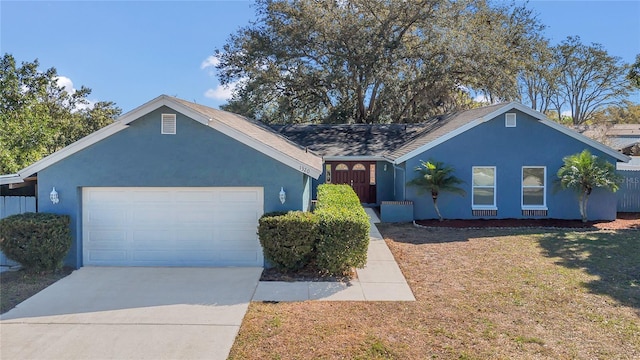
<box><xmin>407</xmin><ymin>160</ymin><xmax>466</xmax><ymax>221</ymax></box>
<box><xmin>556</xmin><ymin>149</ymin><xmax>622</xmax><ymax>222</ymax></box>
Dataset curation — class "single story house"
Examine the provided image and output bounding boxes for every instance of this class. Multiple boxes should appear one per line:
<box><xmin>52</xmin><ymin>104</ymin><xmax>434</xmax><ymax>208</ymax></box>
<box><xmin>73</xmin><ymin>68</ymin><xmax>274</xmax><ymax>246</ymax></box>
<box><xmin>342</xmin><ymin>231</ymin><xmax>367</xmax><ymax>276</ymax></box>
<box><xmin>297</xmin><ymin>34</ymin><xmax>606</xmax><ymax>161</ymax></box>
<box><xmin>1</xmin><ymin>96</ymin><xmax>629</xmax><ymax>268</ymax></box>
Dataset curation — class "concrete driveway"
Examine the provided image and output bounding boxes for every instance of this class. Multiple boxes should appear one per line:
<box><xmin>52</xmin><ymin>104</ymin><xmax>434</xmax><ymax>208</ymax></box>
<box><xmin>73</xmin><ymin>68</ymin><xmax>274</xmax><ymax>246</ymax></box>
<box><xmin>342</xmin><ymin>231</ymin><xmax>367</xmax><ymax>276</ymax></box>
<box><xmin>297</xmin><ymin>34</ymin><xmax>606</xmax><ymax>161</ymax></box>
<box><xmin>0</xmin><ymin>267</ymin><xmax>262</xmax><ymax>360</ymax></box>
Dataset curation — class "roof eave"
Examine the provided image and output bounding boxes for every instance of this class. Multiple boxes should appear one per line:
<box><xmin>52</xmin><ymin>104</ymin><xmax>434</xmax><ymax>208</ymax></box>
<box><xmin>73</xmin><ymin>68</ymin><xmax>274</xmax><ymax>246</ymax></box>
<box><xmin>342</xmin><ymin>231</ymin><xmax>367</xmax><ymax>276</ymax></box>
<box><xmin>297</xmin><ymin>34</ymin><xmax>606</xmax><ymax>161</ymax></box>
<box><xmin>0</xmin><ymin>174</ymin><xmax>23</xmax><ymax>185</ymax></box>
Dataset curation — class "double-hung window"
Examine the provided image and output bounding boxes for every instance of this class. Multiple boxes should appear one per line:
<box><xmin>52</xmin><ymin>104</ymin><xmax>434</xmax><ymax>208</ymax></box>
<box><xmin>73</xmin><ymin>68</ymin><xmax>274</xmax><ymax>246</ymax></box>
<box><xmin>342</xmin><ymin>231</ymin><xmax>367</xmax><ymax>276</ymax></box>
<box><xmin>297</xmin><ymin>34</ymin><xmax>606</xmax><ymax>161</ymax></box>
<box><xmin>472</xmin><ymin>166</ymin><xmax>496</xmax><ymax>209</ymax></box>
<box><xmin>522</xmin><ymin>166</ymin><xmax>546</xmax><ymax>209</ymax></box>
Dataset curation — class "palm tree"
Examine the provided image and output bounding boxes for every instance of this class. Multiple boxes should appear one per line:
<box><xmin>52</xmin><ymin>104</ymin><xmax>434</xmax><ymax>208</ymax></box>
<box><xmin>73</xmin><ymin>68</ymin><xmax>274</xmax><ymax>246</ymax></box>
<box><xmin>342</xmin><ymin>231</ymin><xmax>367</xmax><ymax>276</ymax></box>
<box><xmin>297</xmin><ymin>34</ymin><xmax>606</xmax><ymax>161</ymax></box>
<box><xmin>557</xmin><ymin>149</ymin><xmax>622</xmax><ymax>222</ymax></box>
<box><xmin>407</xmin><ymin>160</ymin><xmax>466</xmax><ymax>221</ymax></box>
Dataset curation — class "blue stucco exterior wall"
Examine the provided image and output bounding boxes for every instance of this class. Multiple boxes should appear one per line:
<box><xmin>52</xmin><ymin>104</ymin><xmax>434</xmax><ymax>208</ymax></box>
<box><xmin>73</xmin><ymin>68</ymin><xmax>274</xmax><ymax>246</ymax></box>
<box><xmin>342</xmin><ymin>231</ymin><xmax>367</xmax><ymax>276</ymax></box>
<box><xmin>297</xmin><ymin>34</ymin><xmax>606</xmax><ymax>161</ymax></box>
<box><xmin>403</xmin><ymin>110</ymin><xmax>621</xmax><ymax>220</ymax></box>
<box><xmin>37</xmin><ymin>106</ymin><xmax>311</xmax><ymax>268</ymax></box>
<box><xmin>375</xmin><ymin>161</ymin><xmax>395</xmax><ymax>203</ymax></box>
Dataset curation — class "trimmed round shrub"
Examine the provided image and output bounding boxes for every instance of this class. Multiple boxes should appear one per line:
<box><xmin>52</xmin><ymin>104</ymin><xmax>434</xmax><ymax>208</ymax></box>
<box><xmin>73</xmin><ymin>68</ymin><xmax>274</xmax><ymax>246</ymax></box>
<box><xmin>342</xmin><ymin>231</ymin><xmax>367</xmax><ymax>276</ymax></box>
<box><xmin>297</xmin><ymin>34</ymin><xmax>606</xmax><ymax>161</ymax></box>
<box><xmin>258</xmin><ymin>211</ymin><xmax>319</xmax><ymax>270</ymax></box>
<box><xmin>0</xmin><ymin>212</ymin><xmax>72</xmax><ymax>272</ymax></box>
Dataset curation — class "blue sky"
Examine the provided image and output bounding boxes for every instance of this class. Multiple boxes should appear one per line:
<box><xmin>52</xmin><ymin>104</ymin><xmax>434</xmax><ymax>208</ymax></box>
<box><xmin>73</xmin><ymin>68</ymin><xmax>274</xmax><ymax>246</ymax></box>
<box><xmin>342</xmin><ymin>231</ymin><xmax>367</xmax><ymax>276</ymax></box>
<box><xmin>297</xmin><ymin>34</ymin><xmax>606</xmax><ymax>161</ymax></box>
<box><xmin>1</xmin><ymin>0</ymin><xmax>639</xmax><ymax>113</ymax></box>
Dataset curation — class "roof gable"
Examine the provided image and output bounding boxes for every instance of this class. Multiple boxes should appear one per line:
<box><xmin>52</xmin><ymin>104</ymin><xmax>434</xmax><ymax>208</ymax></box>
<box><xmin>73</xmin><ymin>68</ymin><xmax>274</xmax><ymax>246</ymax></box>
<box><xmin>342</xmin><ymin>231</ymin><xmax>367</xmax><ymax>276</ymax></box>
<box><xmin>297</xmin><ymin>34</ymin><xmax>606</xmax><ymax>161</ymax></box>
<box><xmin>8</xmin><ymin>95</ymin><xmax>322</xmax><ymax>183</ymax></box>
<box><xmin>390</xmin><ymin>102</ymin><xmax>629</xmax><ymax>164</ymax></box>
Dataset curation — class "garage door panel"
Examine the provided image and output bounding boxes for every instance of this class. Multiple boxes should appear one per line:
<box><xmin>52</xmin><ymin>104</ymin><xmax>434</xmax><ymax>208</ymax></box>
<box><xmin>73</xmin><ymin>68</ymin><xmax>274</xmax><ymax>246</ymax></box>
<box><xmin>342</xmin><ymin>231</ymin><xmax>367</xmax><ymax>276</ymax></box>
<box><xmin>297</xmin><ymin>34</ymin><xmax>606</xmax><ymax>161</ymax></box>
<box><xmin>216</xmin><ymin>210</ymin><xmax>259</xmax><ymax>223</ymax></box>
<box><xmin>217</xmin><ymin>250</ymin><xmax>261</xmax><ymax>266</ymax></box>
<box><xmin>176</xmin><ymin>191</ymin><xmax>216</xmax><ymax>201</ymax></box>
<box><xmin>86</xmin><ymin>250</ymin><xmax>128</xmax><ymax>263</ymax></box>
<box><xmin>86</xmin><ymin>208</ymin><xmax>126</xmax><ymax>228</ymax></box>
<box><xmin>83</xmin><ymin>187</ymin><xmax>263</xmax><ymax>267</ymax></box>
<box><xmin>85</xmin><ymin>190</ymin><xmax>129</xmax><ymax>203</ymax></box>
<box><xmin>219</xmin><ymin>190</ymin><xmax>259</xmax><ymax>202</ymax></box>
<box><xmin>180</xmin><ymin>230</ymin><xmax>216</xmax><ymax>244</ymax></box>
<box><xmin>132</xmin><ymin>250</ymin><xmax>216</xmax><ymax>263</ymax></box>
<box><xmin>85</xmin><ymin>230</ymin><xmax>127</xmax><ymax>247</ymax></box>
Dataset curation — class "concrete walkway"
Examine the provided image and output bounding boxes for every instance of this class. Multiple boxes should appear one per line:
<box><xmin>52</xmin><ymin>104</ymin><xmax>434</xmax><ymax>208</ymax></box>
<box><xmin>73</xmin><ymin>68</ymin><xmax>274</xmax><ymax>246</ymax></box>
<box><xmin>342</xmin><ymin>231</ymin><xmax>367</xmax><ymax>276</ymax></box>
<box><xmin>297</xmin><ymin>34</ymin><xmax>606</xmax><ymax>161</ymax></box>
<box><xmin>252</xmin><ymin>208</ymin><xmax>415</xmax><ymax>301</ymax></box>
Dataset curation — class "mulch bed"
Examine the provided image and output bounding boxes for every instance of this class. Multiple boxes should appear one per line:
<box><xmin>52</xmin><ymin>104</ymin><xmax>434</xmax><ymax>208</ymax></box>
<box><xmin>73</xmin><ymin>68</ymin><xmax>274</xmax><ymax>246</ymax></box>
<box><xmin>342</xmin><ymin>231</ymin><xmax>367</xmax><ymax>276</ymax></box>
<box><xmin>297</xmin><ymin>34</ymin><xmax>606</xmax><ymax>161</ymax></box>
<box><xmin>415</xmin><ymin>212</ymin><xmax>640</xmax><ymax>230</ymax></box>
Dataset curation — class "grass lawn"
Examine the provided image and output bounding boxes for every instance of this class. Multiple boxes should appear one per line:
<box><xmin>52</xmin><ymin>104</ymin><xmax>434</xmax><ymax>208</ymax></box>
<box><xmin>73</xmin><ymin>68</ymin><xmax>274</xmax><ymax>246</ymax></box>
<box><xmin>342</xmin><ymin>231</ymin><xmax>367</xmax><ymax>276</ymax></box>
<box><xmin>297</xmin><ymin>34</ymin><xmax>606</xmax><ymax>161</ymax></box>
<box><xmin>229</xmin><ymin>225</ymin><xmax>640</xmax><ymax>359</ymax></box>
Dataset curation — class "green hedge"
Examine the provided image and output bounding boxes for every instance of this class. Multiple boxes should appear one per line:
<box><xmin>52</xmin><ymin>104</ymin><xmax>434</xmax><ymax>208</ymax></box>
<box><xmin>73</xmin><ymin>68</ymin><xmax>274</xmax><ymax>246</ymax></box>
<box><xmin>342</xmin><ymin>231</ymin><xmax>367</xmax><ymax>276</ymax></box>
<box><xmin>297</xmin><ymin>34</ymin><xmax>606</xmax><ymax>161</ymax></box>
<box><xmin>258</xmin><ymin>211</ymin><xmax>319</xmax><ymax>270</ymax></box>
<box><xmin>315</xmin><ymin>184</ymin><xmax>370</xmax><ymax>275</ymax></box>
<box><xmin>0</xmin><ymin>212</ymin><xmax>72</xmax><ymax>272</ymax></box>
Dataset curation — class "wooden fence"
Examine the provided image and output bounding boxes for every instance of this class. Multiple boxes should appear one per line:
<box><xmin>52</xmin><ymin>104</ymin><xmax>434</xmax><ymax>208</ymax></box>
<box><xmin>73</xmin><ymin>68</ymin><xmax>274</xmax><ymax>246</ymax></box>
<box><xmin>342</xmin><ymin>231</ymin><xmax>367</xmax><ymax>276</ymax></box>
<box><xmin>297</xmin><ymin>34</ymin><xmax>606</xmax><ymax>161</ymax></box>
<box><xmin>617</xmin><ymin>170</ymin><xmax>640</xmax><ymax>212</ymax></box>
<box><xmin>1</xmin><ymin>196</ymin><xmax>36</xmax><ymax>266</ymax></box>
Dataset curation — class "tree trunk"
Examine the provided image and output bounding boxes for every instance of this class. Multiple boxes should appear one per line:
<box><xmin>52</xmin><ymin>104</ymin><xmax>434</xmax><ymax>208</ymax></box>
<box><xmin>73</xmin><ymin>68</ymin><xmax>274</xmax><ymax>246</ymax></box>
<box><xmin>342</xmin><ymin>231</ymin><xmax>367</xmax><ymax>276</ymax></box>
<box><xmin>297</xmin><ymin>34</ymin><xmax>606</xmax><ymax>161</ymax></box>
<box><xmin>580</xmin><ymin>191</ymin><xmax>589</xmax><ymax>222</ymax></box>
<box><xmin>432</xmin><ymin>192</ymin><xmax>443</xmax><ymax>221</ymax></box>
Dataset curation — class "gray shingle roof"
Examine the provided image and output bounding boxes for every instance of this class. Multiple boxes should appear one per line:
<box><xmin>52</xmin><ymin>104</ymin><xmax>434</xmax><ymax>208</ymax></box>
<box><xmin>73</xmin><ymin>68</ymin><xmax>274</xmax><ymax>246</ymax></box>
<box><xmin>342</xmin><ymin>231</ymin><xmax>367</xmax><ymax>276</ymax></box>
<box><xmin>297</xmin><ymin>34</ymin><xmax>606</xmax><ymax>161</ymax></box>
<box><xmin>272</xmin><ymin>103</ymin><xmax>509</xmax><ymax>160</ymax></box>
<box><xmin>270</xmin><ymin>123</ymin><xmax>431</xmax><ymax>157</ymax></box>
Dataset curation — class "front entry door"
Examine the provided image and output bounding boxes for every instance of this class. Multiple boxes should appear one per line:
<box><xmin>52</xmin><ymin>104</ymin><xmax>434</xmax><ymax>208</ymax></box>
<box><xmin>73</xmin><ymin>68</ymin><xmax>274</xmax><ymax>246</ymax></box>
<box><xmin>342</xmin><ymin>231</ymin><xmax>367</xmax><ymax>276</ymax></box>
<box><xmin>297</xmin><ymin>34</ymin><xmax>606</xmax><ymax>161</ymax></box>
<box><xmin>326</xmin><ymin>161</ymin><xmax>376</xmax><ymax>203</ymax></box>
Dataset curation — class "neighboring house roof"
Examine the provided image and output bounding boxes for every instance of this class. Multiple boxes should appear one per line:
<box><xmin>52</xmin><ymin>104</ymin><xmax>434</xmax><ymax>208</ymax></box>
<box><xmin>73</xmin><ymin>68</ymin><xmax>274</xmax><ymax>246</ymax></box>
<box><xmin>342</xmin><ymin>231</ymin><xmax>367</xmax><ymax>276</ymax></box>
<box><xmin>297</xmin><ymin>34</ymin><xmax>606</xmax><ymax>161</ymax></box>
<box><xmin>577</xmin><ymin>124</ymin><xmax>640</xmax><ymax>152</ymax></box>
<box><xmin>4</xmin><ymin>95</ymin><xmax>323</xmax><ymax>184</ymax></box>
<box><xmin>617</xmin><ymin>156</ymin><xmax>640</xmax><ymax>171</ymax></box>
<box><xmin>270</xmin><ymin>123</ymin><xmax>431</xmax><ymax>159</ymax></box>
<box><xmin>607</xmin><ymin>124</ymin><xmax>640</xmax><ymax>137</ymax></box>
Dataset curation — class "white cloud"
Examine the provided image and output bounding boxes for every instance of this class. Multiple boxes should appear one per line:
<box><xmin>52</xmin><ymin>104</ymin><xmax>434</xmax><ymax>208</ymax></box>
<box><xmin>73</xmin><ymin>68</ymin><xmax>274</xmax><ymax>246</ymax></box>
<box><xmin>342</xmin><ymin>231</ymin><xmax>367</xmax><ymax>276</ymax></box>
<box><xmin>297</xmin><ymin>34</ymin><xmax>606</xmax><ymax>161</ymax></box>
<box><xmin>204</xmin><ymin>87</ymin><xmax>232</xmax><ymax>101</ymax></box>
<box><xmin>55</xmin><ymin>76</ymin><xmax>75</xmax><ymax>93</ymax></box>
<box><xmin>200</xmin><ymin>55</ymin><xmax>220</xmax><ymax>70</ymax></box>
<box><xmin>473</xmin><ymin>93</ymin><xmax>490</xmax><ymax>104</ymax></box>
<box><xmin>204</xmin><ymin>79</ymin><xmax>246</xmax><ymax>101</ymax></box>
<box><xmin>54</xmin><ymin>75</ymin><xmax>95</xmax><ymax>110</ymax></box>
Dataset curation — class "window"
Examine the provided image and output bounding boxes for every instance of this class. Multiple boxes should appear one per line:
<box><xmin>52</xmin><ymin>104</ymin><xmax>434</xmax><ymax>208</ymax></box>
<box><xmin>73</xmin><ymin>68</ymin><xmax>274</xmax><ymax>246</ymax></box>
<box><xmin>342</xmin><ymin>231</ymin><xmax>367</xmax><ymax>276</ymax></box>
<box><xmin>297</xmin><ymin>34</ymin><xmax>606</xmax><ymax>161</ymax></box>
<box><xmin>505</xmin><ymin>113</ymin><xmax>516</xmax><ymax>127</ymax></box>
<box><xmin>352</xmin><ymin>163</ymin><xmax>366</xmax><ymax>171</ymax></box>
<box><xmin>522</xmin><ymin>167</ymin><xmax>546</xmax><ymax>208</ymax></box>
<box><xmin>472</xmin><ymin>167</ymin><xmax>496</xmax><ymax>208</ymax></box>
<box><xmin>335</xmin><ymin>163</ymin><xmax>348</xmax><ymax>171</ymax></box>
<box><xmin>161</xmin><ymin>114</ymin><xmax>176</xmax><ymax>134</ymax></box>
<box><xmin>325</xmin><ymin>164</ymin><xmax>332</xmax><ymax>183</ymax></box>
<box><xmin>369</xmin><ymin>163</ymin><xmax>376</xmax><ymax>185</ymax></box>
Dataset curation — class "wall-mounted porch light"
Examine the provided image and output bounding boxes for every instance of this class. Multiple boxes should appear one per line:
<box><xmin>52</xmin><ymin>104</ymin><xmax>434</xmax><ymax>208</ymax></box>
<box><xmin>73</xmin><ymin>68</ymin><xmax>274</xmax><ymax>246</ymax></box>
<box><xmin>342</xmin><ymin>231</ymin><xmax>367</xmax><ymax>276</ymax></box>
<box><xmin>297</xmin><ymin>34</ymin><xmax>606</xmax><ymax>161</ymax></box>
<box><xmin>279</xmin><ymin>187</ymin><xmax>286</xmax><ymax>204</ymax></box>
<box><xmin>50</xmin><ymin>187</ymin><xmax>59</xmax><ymax>204</ymax></box>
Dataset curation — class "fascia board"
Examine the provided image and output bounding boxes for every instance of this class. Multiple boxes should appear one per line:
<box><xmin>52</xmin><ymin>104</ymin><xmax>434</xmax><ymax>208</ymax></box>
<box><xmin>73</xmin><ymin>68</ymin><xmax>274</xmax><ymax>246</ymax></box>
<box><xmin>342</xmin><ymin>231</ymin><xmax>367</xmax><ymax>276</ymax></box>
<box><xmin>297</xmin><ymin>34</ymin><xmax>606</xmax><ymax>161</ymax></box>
<box><xmin>0</xmin><ymin>174</ymin><xmax>23</xmax><ymax>185</ymax></box>
<box><xmin>120</xmin><ymin>96</ymin><xmax>211</xmax><ymax>126</ymax></box>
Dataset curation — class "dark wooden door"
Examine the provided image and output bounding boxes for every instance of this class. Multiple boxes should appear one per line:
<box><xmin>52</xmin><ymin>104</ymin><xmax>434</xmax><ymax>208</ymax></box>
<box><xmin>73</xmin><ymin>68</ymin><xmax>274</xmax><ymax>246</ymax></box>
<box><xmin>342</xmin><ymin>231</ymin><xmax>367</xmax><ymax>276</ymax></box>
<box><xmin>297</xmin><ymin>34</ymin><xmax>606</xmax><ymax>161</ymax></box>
<box><xmin>326</xmin><ymin>161</ymin><xmax>376</xmax><ymax>203</ymax></box>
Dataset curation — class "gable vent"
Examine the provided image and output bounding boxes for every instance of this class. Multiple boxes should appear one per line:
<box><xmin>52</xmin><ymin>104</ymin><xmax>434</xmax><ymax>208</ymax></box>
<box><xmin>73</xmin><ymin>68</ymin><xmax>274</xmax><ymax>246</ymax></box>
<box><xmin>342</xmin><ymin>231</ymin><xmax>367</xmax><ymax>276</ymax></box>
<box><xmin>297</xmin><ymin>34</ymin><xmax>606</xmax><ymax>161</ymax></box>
<box><xmin>161</xmin><ymin>114</ymin><xmax>176</xmax><ymax>134</ymax></box>
<box><xmin>505</xmin><ymin>113</ymin><xmax>516</xmax><ymax>127</ymax></box>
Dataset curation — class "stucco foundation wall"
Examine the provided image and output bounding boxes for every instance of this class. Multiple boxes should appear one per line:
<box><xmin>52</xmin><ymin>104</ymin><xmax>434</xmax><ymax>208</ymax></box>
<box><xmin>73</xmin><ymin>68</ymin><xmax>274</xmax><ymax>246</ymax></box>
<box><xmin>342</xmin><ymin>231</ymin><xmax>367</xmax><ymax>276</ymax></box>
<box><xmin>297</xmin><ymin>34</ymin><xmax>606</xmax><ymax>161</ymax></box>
<box><xmin>37</xmin><ymin>107</ymin><xmax>310</xmax><ymax>268</ymax></box>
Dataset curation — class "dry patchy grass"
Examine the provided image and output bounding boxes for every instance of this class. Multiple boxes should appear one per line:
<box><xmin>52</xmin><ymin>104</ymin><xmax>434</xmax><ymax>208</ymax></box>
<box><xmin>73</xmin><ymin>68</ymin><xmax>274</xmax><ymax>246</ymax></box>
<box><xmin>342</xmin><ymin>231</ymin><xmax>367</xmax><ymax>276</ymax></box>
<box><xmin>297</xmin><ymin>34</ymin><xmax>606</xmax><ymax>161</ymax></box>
<box><xmin>229</xmin><ymin>225</ymin><xmax>639</xmax><ymax>359</ymax></box>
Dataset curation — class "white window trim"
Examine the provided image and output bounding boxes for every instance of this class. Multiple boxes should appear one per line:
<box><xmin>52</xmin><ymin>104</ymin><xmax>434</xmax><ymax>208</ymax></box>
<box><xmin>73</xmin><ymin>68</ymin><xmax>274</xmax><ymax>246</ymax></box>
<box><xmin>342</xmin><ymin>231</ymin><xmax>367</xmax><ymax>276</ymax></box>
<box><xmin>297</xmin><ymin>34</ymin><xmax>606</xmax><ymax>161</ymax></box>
<box><xmin>505</xmin><ymin>113</ymin><xmax>516</xmax><ymax>127</ymax></box>
<box><xmin>161</xmin><ymin>113</ymin><xmax>177</xmax><ymax>135</ymax></box>
<box><xmin>472</xmin><ymin>166</ymin><xmax>497</xmax><ymax>210</ymax></box>
<box><xmin>521</xmin><ymin>166</ymin><xmax>547</xmax><ymax>210</ymax></box>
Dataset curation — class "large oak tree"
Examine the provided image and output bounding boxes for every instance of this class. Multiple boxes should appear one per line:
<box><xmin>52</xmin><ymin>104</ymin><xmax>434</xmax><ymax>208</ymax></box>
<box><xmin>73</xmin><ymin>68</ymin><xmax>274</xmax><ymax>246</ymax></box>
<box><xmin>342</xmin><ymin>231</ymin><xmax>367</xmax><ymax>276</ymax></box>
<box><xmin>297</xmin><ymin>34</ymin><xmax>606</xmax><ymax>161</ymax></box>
<box><xmin>215</xmin><ymin>0</ymin><xmax>544</xmax><ymax>124</ymax></box>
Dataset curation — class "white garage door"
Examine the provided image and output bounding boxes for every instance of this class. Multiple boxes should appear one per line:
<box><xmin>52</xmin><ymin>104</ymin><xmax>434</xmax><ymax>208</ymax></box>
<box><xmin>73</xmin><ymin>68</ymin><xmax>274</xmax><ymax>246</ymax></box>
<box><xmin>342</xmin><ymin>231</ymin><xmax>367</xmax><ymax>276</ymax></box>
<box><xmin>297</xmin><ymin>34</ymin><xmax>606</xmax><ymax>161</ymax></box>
<box><xmin>82</xmin><ymin>187</ymin><xmax>264</xmax><ymax>267</ymax></box>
